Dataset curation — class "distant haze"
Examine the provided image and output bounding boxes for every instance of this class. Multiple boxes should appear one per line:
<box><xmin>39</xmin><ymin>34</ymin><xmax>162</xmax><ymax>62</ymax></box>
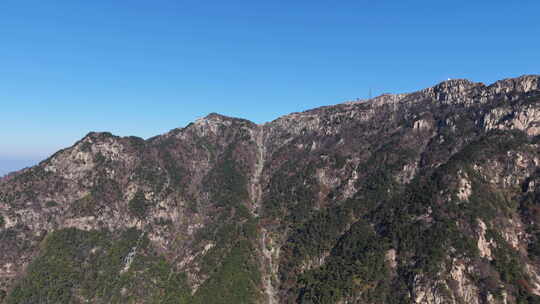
<box><xmin>0</xmin><ymin>159</ymin><xmax>41</xmax><ymax>176</ymax></box>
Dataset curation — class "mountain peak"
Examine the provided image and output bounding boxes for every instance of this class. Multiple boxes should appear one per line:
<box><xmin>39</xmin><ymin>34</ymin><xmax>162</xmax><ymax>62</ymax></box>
<box><xmin>1</xmin><ymin>75</ymin><xmax>540</xmax><ymax>303</ymax></box>
<box><xmin>429</xmin><ymin>78</ymin><xmax>481</xmax><ymax>94</ymax></box>
<box><xmin>193</xmin><ymin>112</ymin><xmax>256</xmax><ymax>128</ymax></box>
<box><xmin>203</xmin><ymin>112</ymin><xmax>228</xmax><ymax>120</ymax></box>
<box><xmin>82</xmin><ymin>131</ymin><xmax>116</xmax><ymax>141</ymax></box>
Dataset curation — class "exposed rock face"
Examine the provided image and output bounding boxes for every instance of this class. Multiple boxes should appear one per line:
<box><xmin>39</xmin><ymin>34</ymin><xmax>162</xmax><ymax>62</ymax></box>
<box><xmin>1</xmin><ymin>75</ymin><xmax>540</xmax><ymax>303</ymax></box>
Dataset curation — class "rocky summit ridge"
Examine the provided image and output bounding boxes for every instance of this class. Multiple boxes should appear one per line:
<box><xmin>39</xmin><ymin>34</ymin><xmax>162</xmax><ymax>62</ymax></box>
<box><xmin>0</xmin><ymin>75</ymin><xmax>540</xmax><ymax>304</ymax></box>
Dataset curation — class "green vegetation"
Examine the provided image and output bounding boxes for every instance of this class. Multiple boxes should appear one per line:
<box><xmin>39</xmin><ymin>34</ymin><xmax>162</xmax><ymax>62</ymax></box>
<box><xmin>486</xmin><ymin>230</ymin><xmax>540</xmax><ymax>303</ymax></box>
<box><xmin>193</xmin><ymin>144</ymin><xmax>262</xmax><ymax>303</ymax></box>
<box><xmin>193</xmin><ymin>240</ymin><xmax>261</xmax><ymax>304</ymax></box>
<box><xmin>13</xmin><ymin>166</ymin><xmax>52</xmax><ymax>184</ymax></box>
<box><xmin>79</xmin><ymin>141</ymin><xmax>92</xmax><ymax>152</ymax></box>
<box><xmin>6</xmin><ymin>228</ymin><xmax>192</xmax><ymax>304</ymax></box>
<box><xmin>7</xmin><ymin>228</ymin><xmax>106</xmax><ymax>304</ymax></box>
<box><xmin>45</xmin><ymin>200</ymin><xmax>58</xmax><ymax>207</ymax></box>
<box><xmin>70</xmin><ymin>193</ymin><xmax>99</xmax><ymax>216</ymax></box>
<box><xmin>203</xmin><ymin>144</ymin><xmax>248</xmax><ymax>210</ymax></box>
<box><xmin>128</xmin><ymin>136</ymin><xmax>146</xmax><ymax>153</ymax></box>
<box><xmin>275</xmin><ymin>141</ymin><xmax>424</xmax><ymax>301</ymax></box>
<box><xmin>263</xmin><ymin>158</ymin><xmax>319</xmax><ymax>224</ymax></box>
<box><xmin>69</xmin><ymin>177</ymin><xmax>122</xmax><ymax>217</ymax></box>
<box><xmin>160</xmin><ymin>149</ymin><xmax>185</xmax><ymax>190</ymax></box>
<box><xmin>128</xmin><ymin>190</ymin><xmax>152</xmax><ymax>219</ymax></box>
<box><xmin>279</xmin><ymin>129</ymin><xmax>526</xmax><ymax>302</ymax></box>
<box><xmin>93</xmin><ymin>152</ymin><xmax>106</xmax><ymax>164</ymax></box>
<box><xmin>373</xmin><ymin>175</ymin><xmax>478</xmax><ymax>277</ymax></box>
<box><xmin>279</xmin><ymin>202</ymin><xmax>353</xmax><ymax>286</ymax></box>
<box><xmin>134</xmin><ymin>163</ymin><xmax>168</xmax><ymax>194</ymax></box>
<box><xmin>296</xmin><ymin>220</ymin><xmax>389</xmax><ymax>303</ymax></box>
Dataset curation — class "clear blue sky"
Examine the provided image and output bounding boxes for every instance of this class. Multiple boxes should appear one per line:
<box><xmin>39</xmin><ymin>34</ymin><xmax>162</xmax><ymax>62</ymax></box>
<box><xmin>1</xmin><ymin>0</ymin><xmax>539</xmax><ymax>175</ymax></box>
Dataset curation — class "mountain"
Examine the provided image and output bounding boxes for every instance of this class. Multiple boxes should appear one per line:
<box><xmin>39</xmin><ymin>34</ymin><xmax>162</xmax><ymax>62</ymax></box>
<box><xmin>1</xmin><ymin>75</ymin><xmax>540</xmax><ymax>304</ymax></box>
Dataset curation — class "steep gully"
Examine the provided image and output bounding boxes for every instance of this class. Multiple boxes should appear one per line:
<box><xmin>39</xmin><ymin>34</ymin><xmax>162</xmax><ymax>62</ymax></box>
<box><xmin>251</xmin><ymin>127</ymin><xmax>278</xmax><ymax>304</ymax></box>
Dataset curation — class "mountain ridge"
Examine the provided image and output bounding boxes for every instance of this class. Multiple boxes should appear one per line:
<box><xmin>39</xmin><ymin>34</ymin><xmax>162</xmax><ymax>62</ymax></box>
<box><xmin>25</xmin><ymin>74</ymin><xmax>539</xmax><ymax>148</ymax></box>
<box><xmin>1</xmin><ymin>74</ymin><xmax>540</xmax><ymax>303</ymax></box>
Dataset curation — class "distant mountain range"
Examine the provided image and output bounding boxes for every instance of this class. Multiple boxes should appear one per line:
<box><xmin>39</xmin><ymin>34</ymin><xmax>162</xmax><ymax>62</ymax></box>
<box><xmin>1</xmin><ymin>75</ymin><xmax>540</xmax><ymax>303</ymax></box>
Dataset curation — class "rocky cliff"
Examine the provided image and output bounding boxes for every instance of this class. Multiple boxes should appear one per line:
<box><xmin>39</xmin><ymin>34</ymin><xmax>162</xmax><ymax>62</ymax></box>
<box><xmin>1</xmin><ymin>75</ymin><xmax>540</xmax><ymax>303</ymax></box>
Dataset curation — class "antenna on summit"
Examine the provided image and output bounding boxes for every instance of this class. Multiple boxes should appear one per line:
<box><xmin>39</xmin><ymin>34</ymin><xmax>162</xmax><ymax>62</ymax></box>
<box><xmin>369</xmin><ymin>88</ymin><xmax>372</xmax><ymax>99</ymax></box>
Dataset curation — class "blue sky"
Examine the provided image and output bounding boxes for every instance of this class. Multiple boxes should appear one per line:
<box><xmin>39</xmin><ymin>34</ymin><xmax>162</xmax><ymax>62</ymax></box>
<box><xmin>1</xmin><ymin>0</ymin><xmax>539</xmax><ymax>175</ymax></box>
